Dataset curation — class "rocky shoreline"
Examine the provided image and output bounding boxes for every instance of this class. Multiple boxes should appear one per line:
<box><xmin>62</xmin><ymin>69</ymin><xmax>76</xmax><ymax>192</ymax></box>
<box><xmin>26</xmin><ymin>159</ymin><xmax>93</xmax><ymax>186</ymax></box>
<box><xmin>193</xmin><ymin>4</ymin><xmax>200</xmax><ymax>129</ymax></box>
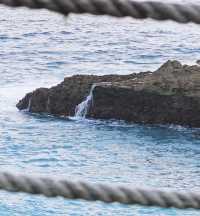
<box><xmin>17</xmin><ymin>60</ymin><xmax>200</xmax><ymax>127</ymax></box>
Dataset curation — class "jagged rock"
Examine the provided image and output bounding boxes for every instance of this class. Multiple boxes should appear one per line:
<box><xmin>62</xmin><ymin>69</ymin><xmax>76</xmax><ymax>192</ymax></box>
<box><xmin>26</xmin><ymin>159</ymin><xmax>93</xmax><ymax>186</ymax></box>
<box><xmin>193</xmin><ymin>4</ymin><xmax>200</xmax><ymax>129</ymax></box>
<box><xmin>17</xmin><ymin>60</ymin><xmax>200</xmax><ymax>127</ymax></box>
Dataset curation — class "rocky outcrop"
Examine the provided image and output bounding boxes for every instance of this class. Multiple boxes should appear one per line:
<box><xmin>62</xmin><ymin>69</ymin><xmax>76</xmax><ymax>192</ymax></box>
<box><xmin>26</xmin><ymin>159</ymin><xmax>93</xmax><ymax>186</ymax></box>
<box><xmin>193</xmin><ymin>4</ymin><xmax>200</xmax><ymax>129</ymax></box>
<box><xmin>17</xmin><ymin>60</ymin><xmax>200</xmax><ymax>127</ymax></box>
<box><xmin>16</xmin><ymin>73</ymin><xmax>148</xmax><ymax>116</ymax></box>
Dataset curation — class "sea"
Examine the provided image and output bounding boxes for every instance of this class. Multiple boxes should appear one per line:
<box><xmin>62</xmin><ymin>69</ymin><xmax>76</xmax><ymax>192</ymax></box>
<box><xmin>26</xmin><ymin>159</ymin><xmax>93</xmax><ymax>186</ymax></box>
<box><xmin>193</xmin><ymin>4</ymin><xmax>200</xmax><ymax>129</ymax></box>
<box><xmin>0</xmin><ymin>1</ymin><xmax>200</xmax><ymax>215</ymax></box>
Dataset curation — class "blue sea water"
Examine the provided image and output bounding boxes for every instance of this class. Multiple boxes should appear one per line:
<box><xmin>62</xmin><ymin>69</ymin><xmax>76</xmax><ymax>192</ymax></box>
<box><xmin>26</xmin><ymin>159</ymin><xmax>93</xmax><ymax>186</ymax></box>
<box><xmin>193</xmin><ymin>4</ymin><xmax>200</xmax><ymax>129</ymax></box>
<box><xmin>1</xmin><ymin>1</ymin><xmax>200</xmax><ymax>215</ymax></box>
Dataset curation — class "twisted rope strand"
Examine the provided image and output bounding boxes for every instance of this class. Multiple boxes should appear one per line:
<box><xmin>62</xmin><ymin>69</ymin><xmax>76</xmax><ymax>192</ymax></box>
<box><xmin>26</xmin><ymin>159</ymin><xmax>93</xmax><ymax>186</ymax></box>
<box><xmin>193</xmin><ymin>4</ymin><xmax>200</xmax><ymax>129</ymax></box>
<box><xmin>0</xmin><ymin>171</ymin><xmax>199</xmax><ymax>209</ymax></box>
<box><xmin>0</xmin><ymin>0</ymin><xmax>200</xmax><ymax>24</ymax></box>
<box><xmin>0</xmin><ymin>0</ymin><xmax>200</xmax><ymax>211</ymax></box>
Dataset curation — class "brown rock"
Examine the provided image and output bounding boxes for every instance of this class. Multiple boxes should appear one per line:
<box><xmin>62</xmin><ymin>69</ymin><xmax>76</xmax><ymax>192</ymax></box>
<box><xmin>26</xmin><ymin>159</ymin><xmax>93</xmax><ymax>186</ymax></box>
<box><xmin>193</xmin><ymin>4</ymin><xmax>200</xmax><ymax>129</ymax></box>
<box><xmin>16</xmin><ymin>60</ymin><xmax>200</xmax><ymax>127</ymax></box>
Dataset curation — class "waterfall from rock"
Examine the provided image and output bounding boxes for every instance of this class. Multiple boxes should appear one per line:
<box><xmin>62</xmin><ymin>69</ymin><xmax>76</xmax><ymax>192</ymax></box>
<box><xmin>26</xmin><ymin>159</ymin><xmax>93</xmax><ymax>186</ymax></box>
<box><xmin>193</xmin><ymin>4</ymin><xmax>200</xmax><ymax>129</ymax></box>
<box><xmin>75</xmin><ymin>84</ymin><xmax>96</xmax><ymax>118</ymax></box>
<box><xmin>27</xmin><ymin>97</ymin><xmax>32</xmax><ymax>112</ymax></box>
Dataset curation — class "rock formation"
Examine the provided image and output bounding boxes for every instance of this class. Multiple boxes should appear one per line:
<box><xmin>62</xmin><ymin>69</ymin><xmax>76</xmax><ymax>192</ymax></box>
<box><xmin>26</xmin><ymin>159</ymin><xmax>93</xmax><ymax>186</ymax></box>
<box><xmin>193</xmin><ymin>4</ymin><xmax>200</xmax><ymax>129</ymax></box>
<box><xmin>17</xmin><ymin>60</ymin><xmax>200</xmax><ymax>127</ymax></box>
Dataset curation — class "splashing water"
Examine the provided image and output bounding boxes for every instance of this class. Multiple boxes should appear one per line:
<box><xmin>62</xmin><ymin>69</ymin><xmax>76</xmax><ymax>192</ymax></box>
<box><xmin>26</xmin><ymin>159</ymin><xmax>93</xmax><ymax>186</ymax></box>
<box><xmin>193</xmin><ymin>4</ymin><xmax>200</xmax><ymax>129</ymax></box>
<box><xmin>26</xmin><ymin>97</ymin><xmax>32</xmax><ymax>112</ymax></box>
<box><xmin>75</xmin><ymin>84</ymin><xmax>96</xmax><ymax>118</ymax></box>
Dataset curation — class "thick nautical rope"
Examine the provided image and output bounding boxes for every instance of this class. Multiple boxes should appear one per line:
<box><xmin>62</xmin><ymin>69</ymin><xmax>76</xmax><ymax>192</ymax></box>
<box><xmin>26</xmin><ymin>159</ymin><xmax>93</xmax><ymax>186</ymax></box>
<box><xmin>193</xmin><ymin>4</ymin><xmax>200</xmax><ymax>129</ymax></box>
<box><xmin>0</xmin><ymin>0</ymin><xmax>200</xmax><ymax>24</ymax></box>
<box><xmin>0</xmin><ymin>171</ymin><xmax>200</xmax><ymax>209</ymax></box>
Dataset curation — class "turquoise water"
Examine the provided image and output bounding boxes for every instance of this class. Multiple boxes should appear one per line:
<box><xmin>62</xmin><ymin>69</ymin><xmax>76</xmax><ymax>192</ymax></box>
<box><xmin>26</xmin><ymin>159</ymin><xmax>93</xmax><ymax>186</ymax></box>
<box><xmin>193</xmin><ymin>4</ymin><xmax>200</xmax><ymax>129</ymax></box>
<box><xmin>1</xmin><ymin>3</ymin><xmax>200</xmax><ymax>215</ymax></box>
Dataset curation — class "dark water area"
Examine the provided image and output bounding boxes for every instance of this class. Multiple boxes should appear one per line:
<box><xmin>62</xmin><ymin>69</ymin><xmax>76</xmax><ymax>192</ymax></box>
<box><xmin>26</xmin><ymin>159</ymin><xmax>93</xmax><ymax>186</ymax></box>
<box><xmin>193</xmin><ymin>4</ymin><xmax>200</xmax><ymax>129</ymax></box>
<box><xmin>0</xmin><ymin>2</ymin><xmax>200</xmax><ymax>215</ymax></box>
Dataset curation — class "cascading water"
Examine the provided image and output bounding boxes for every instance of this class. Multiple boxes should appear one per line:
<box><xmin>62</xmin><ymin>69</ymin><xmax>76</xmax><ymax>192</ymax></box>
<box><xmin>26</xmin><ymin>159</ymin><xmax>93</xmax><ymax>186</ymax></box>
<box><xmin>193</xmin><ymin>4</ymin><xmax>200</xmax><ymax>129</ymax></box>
<box><xmin>26</xmin><ymin>97</ymin><xmax>32</xmax><ymax>112</ymax></box>
<box><xmin>74</xmin><ymin>84</ymin><xmax>96</xmax><ymax>118</ymax></box>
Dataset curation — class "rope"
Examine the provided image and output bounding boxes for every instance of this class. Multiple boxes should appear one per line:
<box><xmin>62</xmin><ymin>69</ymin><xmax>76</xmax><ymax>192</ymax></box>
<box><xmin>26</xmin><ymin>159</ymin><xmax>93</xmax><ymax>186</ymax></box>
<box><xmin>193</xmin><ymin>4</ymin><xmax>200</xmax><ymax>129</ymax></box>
<box><xmin>1</xmin><ymin>0</ymin><xmax>200</xmax><ymax>211</ymax></box>
<box><xmin>0</xmin><ymin>0</ymin><xmax>200</xmax><ymax>24</ymax></box>
<box><xmin>0</xmin><ymin>171</ymin><xmax>200</xmax><ymax>209</ymax></box>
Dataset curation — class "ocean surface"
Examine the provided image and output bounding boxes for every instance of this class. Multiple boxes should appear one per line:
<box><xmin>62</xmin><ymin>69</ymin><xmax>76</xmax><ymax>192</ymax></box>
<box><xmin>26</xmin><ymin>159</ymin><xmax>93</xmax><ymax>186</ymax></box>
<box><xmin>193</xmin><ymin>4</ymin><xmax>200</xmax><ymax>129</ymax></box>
<box><xmin>1</xmin><ymin>1</ymin><xmax>200</xmax><ymax>215</ymax></box>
